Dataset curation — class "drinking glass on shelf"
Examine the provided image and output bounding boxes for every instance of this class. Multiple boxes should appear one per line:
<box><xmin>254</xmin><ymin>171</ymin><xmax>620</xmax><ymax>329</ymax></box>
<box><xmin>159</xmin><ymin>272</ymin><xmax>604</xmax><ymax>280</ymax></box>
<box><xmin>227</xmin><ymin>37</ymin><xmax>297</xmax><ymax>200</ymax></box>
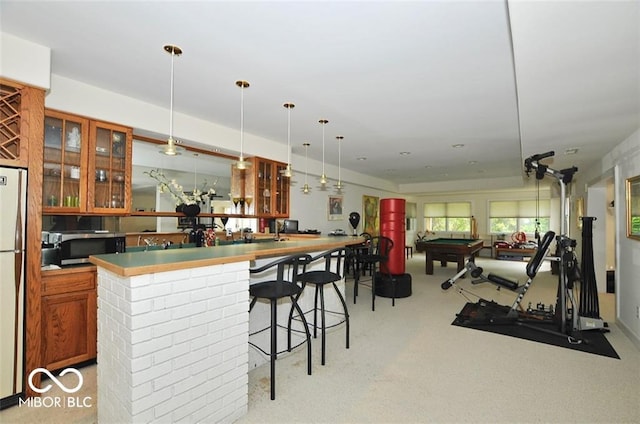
<box><xmin>245</xmin><ymin>196</ymin><xmax>253</xmax><ymax>215</ymax></box>
<box><xmin>239</xmin><ymin>197</ymin><xmax>245</xmax><ymax>215</ymax></box>
<box><xmin>232</xmin><ymin>195</ymin><xmax>240</xmax><ymax>214</ymax></box>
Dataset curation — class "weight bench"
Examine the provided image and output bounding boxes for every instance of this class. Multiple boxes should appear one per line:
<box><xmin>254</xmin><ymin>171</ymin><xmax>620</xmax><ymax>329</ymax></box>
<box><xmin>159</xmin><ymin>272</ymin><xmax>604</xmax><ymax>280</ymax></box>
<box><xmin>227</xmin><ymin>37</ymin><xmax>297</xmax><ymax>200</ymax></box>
<box><xmin>442</xmin><ymin>230</ymin><xmax>556</xmax><ymax>319</ymax></box>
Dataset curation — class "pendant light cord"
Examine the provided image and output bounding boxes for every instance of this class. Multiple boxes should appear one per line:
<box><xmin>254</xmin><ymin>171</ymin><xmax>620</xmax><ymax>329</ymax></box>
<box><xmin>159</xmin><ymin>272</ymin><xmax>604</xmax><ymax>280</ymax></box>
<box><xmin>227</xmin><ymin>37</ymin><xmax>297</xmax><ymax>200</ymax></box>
<box><xmin>169</xmin><ymin>51</ymin><xmax>175</xmax><ymax>140</ymax></box>
<box><xmin>287</xmin><ymin>106</ymin><xmax>291</xmax><ymax>164</ymax></box>
<box><xmin>322</xmin><ymin>122</ymin><xmax>326</xmax><ymax>175</ymax></box>
<box><xmin>240</xmin><ymin>85</ymin><xmax>245</xmax><ymax>157</ymax></box>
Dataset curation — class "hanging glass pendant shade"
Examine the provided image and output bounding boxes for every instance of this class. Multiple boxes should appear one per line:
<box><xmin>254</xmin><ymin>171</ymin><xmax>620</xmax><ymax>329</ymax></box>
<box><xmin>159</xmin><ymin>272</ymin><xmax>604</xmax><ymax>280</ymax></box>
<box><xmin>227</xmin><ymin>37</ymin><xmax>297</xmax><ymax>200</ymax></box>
<box><xmin>234</xmin><ymin>80</ymin><xmax>252</xmax><ymax>169</ymax></box>
<box><xmin>318</xmin><ymin>119</ymin><xmax>329</xmax><ymax>190</ymax></box>
<box><xmin>160</xmin><ymin>44</ymin><xmax>185</xmax><ymax>156</ymax></box>
<box><xmin>280</xmin><ymin>102</ymin><xmax>295</xmax><ymax>177</ymax></box>
<box><xmin>302</xmin><ymin>142</ymin><xmax>311</xmax><ymax>194</ymax></box>
<box><xmin>335</xmin><ymin>135</ymin><xmax>345</xmax><ymax>193</ymax></box>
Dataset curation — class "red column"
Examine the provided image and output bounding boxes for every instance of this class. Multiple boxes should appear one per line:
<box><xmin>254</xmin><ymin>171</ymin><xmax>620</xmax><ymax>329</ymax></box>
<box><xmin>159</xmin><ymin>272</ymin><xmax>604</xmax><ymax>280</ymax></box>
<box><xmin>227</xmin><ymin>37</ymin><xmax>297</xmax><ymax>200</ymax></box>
<box><xmin>380</xmin><ymin>198</ymin><xmax>405</xmax><ymax>275</ymax></box>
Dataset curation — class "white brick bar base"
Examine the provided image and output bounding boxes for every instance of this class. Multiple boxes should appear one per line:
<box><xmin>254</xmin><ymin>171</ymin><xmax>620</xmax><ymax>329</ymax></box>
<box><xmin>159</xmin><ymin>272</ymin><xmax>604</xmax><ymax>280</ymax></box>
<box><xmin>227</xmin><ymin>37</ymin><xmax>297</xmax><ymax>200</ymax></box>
<box><xmin>97</xmin><ymin>261</ymin><xmax>250</xmax><ymax>423</ymax></box>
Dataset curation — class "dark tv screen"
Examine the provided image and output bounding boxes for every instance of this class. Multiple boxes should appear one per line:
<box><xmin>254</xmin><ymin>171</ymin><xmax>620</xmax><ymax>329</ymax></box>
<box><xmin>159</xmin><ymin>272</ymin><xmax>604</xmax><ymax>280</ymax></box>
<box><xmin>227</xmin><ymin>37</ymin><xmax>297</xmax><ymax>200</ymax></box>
<box><xmin>283</xmin><ymin>219</ymin><xmax>299</xmax><ymax>234</ymax></box>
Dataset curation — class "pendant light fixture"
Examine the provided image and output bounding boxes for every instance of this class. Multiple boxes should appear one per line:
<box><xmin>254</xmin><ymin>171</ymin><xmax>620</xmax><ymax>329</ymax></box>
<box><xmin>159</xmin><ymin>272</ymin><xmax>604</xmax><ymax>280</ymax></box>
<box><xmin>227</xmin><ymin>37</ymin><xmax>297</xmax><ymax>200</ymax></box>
<box><xmin>280</xmin><ymin>102</ymin><xmax>295</xmax><ymax>177</ymax></box>
<box><xmin>302</xmin><ymin>142</ymin><xmax>311</xmax><ymax>194</ymax></box>
<box><xmin>335</xmin><ymin>135</ymin><xmax>345</xmax><ymax>193</ymax></box>
<box><xmin>160</xmin><ymin>44</ymin><xmax>185</xmax><ymax>156</ymax></box>
<box><xmin>234</xmin><ymin>80</ymin><xmax>251</xmax><ymax>169</ymax></box>
<box><xmin>318</xmin><ymin>119</ymin><xmax>329</xmax><ymax>190</ymax></box>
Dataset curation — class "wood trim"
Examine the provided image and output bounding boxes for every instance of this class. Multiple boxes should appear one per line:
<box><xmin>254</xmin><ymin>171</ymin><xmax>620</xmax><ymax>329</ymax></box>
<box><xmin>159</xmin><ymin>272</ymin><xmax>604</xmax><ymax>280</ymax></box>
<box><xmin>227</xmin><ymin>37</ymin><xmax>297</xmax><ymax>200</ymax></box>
<box><xmin>25</xmin><ymin>86</ymin><xmax>45</xmax><ymax>398</ymax></box>
<box><xmin>134</xmin><ymin>133</ymin><xmax>239</xmax><ymax>161</ymax></box>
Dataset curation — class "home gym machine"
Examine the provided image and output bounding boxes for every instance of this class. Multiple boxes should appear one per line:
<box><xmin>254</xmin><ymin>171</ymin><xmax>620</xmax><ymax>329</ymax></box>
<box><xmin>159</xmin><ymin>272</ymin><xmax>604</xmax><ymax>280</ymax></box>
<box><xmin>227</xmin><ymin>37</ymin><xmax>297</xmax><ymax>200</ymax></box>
<box><xmin>441</xmin><ymin>151</ymin><xmax>607</xmax><ymax>340</ymax></box>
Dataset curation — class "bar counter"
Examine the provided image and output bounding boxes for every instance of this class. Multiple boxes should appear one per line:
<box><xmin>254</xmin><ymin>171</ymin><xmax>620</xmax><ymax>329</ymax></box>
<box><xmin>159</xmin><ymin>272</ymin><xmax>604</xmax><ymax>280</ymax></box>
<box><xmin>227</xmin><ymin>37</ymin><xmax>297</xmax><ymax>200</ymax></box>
<box><xmin>90</xmin><ymin>236</ymin><xmax>361</xmax><ymax>423</ymax></box>
<box><xmin>90</xmin><ymin>236</ymin><xmax>358</xmax><ymax>276</ymax></box>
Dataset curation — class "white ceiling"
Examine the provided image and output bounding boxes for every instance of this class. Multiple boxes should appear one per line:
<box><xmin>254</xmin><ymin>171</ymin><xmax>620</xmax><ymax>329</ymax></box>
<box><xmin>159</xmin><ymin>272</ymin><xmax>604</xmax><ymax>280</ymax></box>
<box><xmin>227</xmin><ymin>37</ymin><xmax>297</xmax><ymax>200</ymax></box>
<box><xmin>2</xmin><ymin>1</ymin><xmax>638</xmax><ymax>192</ymax></box>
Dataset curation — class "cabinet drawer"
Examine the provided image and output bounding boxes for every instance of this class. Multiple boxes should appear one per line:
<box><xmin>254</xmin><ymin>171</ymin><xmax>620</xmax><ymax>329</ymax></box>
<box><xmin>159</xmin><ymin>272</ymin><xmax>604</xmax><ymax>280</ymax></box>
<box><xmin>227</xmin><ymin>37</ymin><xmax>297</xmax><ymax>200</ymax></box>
<box><xmin>42</xmin><ymin>271</ymin><xmax>96</xmax><ymax>296</ymax></box>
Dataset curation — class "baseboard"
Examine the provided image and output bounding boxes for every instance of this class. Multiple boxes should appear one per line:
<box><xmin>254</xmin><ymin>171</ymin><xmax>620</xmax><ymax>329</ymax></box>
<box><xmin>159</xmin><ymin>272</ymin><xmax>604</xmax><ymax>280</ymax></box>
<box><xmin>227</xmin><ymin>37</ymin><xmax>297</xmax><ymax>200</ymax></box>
<box><xmin>616</xmin><ymin>319</ymin><xmax>640</xmax><ymax>351</ymax></box>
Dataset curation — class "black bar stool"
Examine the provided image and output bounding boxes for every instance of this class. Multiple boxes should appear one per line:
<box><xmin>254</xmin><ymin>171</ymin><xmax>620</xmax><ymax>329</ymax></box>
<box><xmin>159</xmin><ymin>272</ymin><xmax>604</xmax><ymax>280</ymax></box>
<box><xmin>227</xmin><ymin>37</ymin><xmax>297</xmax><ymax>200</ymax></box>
<box><xmin>347</xmin><ymin>232</ymin><xmax>372</xmax><ymax>279</ymax></box>
<box><xmin>353</xmin><ymin>236</ymin><xmax>394</xmax><ymax>311</ymax></box>
<box><xmin>295</xmin><ymin>247</ymin><xmax>351</xmax><ymax>365</ymax></box>
<box><xmin>249</xmin><ymin>253</ymin><xmax>313</xmax><ymax>400</ymax></box>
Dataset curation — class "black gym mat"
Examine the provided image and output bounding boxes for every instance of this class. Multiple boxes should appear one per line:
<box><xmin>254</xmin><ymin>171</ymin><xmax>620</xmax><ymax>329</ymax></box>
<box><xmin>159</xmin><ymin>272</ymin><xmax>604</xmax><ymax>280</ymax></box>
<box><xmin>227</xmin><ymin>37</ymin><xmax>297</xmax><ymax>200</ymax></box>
<box><xmin>452</xmin><ymin>301</ymin><xmax>620</xmax><ymax>359</ymax></box>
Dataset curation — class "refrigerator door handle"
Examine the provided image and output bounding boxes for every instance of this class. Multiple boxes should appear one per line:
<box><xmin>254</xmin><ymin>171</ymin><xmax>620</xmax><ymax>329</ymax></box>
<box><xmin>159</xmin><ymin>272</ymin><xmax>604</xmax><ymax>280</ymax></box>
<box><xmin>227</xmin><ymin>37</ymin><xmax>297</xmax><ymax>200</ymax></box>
<box><xmin>11</xmin><ymin>169</ymin><xmax>24</xmax><ymax>393</ymax></box>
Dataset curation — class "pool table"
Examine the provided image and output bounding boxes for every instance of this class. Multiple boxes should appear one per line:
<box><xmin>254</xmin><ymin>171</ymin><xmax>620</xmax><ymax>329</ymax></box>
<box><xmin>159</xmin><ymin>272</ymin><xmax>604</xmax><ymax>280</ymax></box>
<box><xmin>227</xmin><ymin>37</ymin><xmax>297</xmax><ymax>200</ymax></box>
<box><xmin>417</xmin><ymin>238</ymin><xmax>484</xmax><ymax>275</ymax></box>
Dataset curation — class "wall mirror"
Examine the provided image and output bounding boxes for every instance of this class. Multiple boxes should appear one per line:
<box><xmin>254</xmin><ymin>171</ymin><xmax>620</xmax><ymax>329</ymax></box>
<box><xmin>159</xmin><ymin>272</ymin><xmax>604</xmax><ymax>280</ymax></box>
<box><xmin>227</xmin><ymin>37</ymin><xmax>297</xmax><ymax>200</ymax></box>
<box><xmin>627</xmin><ymin>175</ymin><xmax>640</xmax><ymax>240</ymax></box>
<box><xmin>122</xmin><ymin>137</ymin><xmax>237</xmax><ymax>233</ymax></box>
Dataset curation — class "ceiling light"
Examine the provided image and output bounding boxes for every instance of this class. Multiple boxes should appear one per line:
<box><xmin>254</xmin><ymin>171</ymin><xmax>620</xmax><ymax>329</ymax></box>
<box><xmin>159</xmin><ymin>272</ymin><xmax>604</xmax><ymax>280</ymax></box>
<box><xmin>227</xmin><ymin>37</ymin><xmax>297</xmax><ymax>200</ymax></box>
<box><xmin>318</xmin><ymin>119</ymin><xmax>329</xmax><ymax>190</ymax></box>
<box><xmin>302</xmin><ymin>142</ymin><xmax>311</xmax><ymax>194</ymax></box>
<box><xmin>468</xmin><ymin>160</ymin><xmax>477</xmax><ymax>165</ymax></box>
<box><xmin>234</xmin><ymin>80</ymin><xmax>252</xmax><ymax>169</ymax></box>
<box><xmin>399</xmin><ymin>151</ymin><xmax>411</xmax><ymax>156</ymax></box>
<box><xmin>334</xmin><ymin>135</ymin><xmax>345</xmax><ymax>193</ymax></box>
<box><xmin>452</xmin><ymin>143</ymin><xmax>465</xmax><ymax>148</ymax></box>
<box><xmin>281</xmin><ymin>103</ymin><xmax>295</xmax><ymax>178</ymax></box>
<box><xmin>159</xmin><ymin>44</ymin><xmax>185</xmax><ymax>156</ymax></box>
<box><xmin>356</xmin><ymin>157</ymin><xmax>367</xmax><ymax>161</ymax></box>
<box><xmin>564</xmin><ymin>148</ymin><xmax>579</xmax><ymax>155</ymax></box>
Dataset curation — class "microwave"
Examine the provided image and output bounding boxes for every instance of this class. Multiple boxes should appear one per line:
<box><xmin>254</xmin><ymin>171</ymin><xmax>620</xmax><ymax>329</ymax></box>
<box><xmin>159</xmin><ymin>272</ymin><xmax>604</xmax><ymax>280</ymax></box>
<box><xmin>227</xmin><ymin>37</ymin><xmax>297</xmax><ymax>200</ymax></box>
<box><xmin>45</xmin><ymin>231</ymin><xmax>126</xmax><ymax>266</ymax></box>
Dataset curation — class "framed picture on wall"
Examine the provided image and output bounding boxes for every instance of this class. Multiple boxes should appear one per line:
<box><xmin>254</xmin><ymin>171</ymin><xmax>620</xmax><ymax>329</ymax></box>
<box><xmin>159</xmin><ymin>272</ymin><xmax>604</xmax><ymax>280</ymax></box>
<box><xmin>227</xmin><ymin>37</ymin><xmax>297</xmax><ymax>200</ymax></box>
<box><xmin>626</xmin><ymin>175</ymin><xmax>640</xmax><ymax>240</ymax></box>
<box><xmin>362</xmin><ymin>195</ymin><xmax>379</xmax><ymax>235</ymax></box>
<box><xmin>328</xmin><ymin>195</ymin><xmax>343</xmax><ymax>220</ymax></box>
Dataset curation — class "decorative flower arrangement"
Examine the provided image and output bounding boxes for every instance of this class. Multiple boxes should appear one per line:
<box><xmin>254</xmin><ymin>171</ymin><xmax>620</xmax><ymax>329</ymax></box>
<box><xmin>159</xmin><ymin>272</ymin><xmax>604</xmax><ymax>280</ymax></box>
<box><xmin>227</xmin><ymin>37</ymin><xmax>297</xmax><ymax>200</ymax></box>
<box><xmin>145</xmin><ymin>168</ymin><xmax>216</xmax><ymax>206</ymax></box>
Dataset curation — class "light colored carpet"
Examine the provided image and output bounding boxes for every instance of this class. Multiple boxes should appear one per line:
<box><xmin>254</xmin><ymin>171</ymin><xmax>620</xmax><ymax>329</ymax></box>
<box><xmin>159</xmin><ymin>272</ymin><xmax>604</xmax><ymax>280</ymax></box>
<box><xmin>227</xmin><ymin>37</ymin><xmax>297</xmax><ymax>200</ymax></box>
<box><xmin>2</xmin><ymin>255</ymin><xmax>638</xmax><ymax>423</ymax></box>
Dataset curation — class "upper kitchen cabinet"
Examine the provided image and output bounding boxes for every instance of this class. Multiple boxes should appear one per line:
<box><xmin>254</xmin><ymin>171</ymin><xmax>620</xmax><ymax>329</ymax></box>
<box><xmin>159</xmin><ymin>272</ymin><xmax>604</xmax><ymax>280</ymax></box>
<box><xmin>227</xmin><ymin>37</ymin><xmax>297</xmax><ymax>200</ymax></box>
<box><xmin>42</xmin><ymin>109</ymin><xmax>132</xmax><ymax>215</ymax></box>
<box><xmin>0</xmin><ymin>79</ymin><xmax>45</xmax><ymax>168</ymax></box>
<box><xmin>231</xmin><ymin>156</ymin><xmax>289</xmax><ymax>218</ymax></box>
<box><xmin>87</xmin><ymin>121</ymin><xmax>132</xmax><ymax>214</ymax></box>
<box><xmin>42</xmin><ymin>110</ymin><xmax>89</xmax><ymax>212</ymax></box>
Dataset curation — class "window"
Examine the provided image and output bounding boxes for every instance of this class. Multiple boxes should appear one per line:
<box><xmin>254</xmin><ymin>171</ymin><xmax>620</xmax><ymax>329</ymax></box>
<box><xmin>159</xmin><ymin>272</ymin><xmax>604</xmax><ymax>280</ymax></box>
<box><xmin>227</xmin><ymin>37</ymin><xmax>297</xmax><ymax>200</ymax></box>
<box><xmin>424</xmin><ymin>202</ymin><xmax>471</xmax><ymax>232</ymax></box>
<box><xmin>489</xmin><ymin>200</ymin><xmax>550</xmax><ymax>235</ymax></box>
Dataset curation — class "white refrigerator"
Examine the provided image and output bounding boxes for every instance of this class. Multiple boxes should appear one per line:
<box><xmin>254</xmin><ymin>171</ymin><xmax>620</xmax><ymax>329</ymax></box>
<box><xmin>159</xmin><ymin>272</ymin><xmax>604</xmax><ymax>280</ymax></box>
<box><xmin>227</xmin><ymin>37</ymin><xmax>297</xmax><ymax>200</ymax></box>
<box><xmin>0</xmin><ymin>167</ymin><xmax>27</xmax><ymax>409</ymax></box>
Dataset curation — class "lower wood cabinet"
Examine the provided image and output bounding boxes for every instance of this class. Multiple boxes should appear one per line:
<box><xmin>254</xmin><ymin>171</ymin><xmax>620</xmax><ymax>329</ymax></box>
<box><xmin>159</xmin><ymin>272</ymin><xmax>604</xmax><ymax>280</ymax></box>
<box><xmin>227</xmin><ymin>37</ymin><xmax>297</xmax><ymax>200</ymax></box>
<box><xmin>41</xmin><ymin>267</ymin><xmax>97</xmax><ymax>371</ymax></box>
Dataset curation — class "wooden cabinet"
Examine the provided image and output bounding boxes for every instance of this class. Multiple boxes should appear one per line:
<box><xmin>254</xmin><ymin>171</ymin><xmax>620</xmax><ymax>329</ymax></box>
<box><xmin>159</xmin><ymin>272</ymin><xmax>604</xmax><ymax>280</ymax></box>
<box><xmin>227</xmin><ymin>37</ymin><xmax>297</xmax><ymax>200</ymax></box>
<box><xmin>41</xmin><ymin>268</ymin><xmax>96</xmax><ymax>371</ymax></box>
<box><xmin>232</xmin><ymin>156</ymin><xmax>290</xmax><ymax>217</ymax></box>
<box><xmin>0</xmin><ymin>79</ymin><xmax>44</xmax><ymax>168</ymax></box>
<box><xmin>42</xmin><ymin>110</ymin><xmax>89</xmax><ymax>212</ymax></box>
<box><xmin>42</xmin><ymin>109</ymin><xmax>132</xmax><ymax>214</ymax></box>
<box><xmin>87</xmin><ymin>120</ymin><xmax>132</xmax><ymax>213</ymax></box>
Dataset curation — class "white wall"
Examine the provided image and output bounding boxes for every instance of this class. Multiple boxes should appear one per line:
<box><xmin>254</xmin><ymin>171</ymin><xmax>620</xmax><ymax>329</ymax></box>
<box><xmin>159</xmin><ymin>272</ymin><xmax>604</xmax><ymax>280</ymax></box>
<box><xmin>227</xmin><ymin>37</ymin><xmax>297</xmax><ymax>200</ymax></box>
<box><xmin>288</xmin><ymin>169</ymin><xmax>412</xmax><ymax>238</ymax></box>
<box><xmin>610</xmin><ymin>130</ymin><xmax>640</xmax><ymax>347</ymax></box>
<box><xmin>606</xmin><ymin>180</ymin><xmax>616</xmax><ymax>271</ymax></box>
<box><xmin>0</xmin><ymin>32</ymin><xmax>50</xmax><ymax>89</ymax></box>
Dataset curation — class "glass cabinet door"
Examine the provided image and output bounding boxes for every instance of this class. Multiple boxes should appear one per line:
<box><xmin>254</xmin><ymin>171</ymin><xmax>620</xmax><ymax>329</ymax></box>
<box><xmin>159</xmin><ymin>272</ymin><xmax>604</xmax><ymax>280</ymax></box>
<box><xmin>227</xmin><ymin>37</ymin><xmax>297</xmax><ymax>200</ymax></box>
<box><xmin>255</xmin><ymin>159</ymin><xmax>271</xmax><ymax>216</ymax></box>
<box><xmin>42</xmin><ymin>112</ymin><xmax>88</xmax><ymax>212</ymax></box>
<box><xmin>88</xmin><ymin>121</ymin><xmax>131</xmax><ymax>213</ymax></box>
<box><xmin>274</xmin><ymin>162</ymin><xmax>290</xmax><ymax>217</ymax></box>
<box><xmin>229</xmin><ymin>156</ymin><xmax>290</xmax><ymax>218</ymax></box>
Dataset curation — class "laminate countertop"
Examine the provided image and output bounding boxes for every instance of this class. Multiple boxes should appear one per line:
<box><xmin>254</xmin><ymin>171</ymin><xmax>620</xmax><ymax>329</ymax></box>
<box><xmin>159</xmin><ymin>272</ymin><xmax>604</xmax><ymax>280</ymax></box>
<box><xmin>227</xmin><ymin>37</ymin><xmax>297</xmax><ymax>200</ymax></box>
<box><xmin>89</xmin><ymin>236</ymin><xmax>363</xmax><ymax>277</ymax></box>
